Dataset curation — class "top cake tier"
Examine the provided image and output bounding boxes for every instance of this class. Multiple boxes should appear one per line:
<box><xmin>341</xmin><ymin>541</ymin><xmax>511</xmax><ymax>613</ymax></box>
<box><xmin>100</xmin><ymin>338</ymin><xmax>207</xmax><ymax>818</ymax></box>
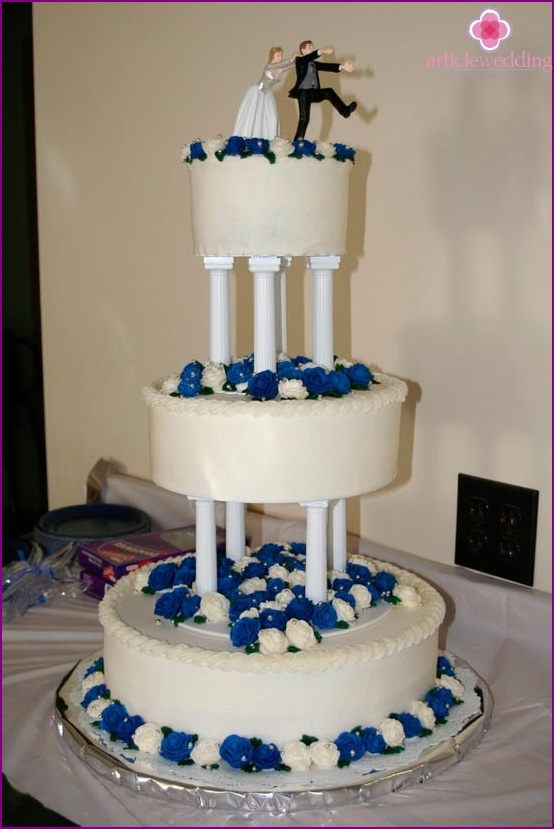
<box><xmin>184</xmin><ymin>138</ymin><xmax>354</xmax><ymax>257</ymax></box>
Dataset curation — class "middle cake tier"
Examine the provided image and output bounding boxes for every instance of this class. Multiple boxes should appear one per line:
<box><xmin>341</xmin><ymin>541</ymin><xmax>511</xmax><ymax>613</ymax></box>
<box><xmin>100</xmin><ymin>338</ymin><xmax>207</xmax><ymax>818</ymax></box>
<box><xmin>144</xmin><ymin>373</ymin><xmax>407</xmax><ymax>503</ymax></box>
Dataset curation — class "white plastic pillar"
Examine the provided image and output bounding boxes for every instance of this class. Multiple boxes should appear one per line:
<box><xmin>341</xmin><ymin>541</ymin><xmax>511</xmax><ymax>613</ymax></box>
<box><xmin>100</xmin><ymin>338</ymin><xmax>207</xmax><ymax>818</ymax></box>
<box><xmin>328</xmin><ymin>498</ymin><xmax>347</xmax><ymax>572</ymax></box>
<box><xmin>188</xmin><ymin>496</ymin><xmax>217</xmax><ymax>595</ymax></box>
<box><xmin>275</xmin><ymin>256</ymin><xmax>292</xmax><ymax>355</ymax></box>
<box><xmin>248</xmin><ymin>256</ymin><xmax>281</xmax><ymax>374</ymax></box>
<box><xmin>225</xmin><ymin>502</ymin><xmax>245</xmax><ymax>562</ymax></box>
<box><xmin>307</xmin><ymin>255</ymin><xmax>341</xmax><ymax>369</ymax></box>
<box><xmin>203</xmin><ymin>256</ymin><xmax>234</xmax><ymax>365</ymax></box>
<box><xmin>301</xmin><ymin>500</ymin><xmax>329</xmax><ymax>603</ymax></box>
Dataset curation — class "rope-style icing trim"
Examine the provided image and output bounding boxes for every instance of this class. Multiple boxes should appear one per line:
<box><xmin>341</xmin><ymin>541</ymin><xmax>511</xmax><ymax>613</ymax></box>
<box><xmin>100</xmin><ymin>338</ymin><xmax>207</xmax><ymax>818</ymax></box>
<box><xmin>99</xmin><ymin>557</ymin><xmax>445</xmax><ymax>675</ymax></box>
<box><xmin>143</xmin><ymin>374</ymin><xmax>408</xmax><ymax>420</ymax></box>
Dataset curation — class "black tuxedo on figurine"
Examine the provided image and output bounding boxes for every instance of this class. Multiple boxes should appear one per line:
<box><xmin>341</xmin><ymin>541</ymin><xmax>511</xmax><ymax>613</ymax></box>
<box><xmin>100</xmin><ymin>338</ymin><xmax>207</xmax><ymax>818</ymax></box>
<box><xmin>289</xmin><ymin>47</ymin><xmax>356</xmax><ymax>141</ymax></box>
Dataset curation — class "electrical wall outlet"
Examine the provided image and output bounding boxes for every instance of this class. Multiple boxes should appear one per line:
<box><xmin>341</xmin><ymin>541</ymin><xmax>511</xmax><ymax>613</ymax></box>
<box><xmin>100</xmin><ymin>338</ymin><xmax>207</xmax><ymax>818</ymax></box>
<box><xmin>455</xmin><ymin>474</ymin><xmax>539</xmax><ymax>586</ymax></box>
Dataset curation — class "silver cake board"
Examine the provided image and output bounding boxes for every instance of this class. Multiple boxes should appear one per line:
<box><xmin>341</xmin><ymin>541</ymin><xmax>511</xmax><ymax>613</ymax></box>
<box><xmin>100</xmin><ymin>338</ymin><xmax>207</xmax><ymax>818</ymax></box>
<box><xmin>53</xmin><ymin>650</ymin><xmax>492</xmax><ymax>812</ymax></box>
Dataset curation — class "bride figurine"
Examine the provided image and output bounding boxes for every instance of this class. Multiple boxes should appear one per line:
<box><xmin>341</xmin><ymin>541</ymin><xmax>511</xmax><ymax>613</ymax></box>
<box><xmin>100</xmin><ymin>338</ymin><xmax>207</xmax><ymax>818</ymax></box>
<box><xmin>233</xmin><ymin>46</ymin><xmax>296</xmax><ymax>139</ymax></box>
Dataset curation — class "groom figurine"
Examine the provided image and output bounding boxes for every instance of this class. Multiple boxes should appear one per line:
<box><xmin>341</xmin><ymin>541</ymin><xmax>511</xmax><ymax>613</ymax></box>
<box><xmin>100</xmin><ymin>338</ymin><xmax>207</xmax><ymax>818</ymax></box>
<box><xmin>289</xmin><ymin>41</ymin><xmax>356</xmax><ymax>141</ymax></box>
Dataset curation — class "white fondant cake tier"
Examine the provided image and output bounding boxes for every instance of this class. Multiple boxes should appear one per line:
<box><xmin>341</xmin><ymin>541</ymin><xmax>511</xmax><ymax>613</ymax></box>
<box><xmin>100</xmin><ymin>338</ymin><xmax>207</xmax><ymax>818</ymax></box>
<box><xmin>188</xmin><ymin>153</ymin><xmax>352</xmax><ymax>256</ymax></box>
<box><xmin>144</xmin><ymin>373</ymin><xmax>407</xmax><ymax>503</ymax></box>
<box><xmin>99</xmin><ymin>556</ymin><xmax>445</xmax><ymax>747</ymax></box>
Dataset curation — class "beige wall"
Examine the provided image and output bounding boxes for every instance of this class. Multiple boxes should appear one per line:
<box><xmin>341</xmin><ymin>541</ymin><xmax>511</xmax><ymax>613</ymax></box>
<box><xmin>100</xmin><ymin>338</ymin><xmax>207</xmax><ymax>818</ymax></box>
<box><xmin>33</xmin><ymin>2</ymin><xmax>551</xmax><ymax>591</ymax></box>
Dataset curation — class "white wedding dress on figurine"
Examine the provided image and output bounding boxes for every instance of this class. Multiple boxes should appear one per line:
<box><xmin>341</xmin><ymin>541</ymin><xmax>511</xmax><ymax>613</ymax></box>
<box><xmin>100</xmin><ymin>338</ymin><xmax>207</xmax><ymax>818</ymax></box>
<box><xmin>233</xmin><ymin>57</ymin><xmax>295</xmax><ymax>139</ymax></box>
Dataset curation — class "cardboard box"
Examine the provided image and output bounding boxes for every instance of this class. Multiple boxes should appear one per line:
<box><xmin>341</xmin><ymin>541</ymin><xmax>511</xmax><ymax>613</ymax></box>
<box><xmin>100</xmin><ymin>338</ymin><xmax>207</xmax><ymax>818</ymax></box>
<box><xmin>76</xmin><ymin>525</ymin><xmax>225</xmax><ymax>584</ymax></box>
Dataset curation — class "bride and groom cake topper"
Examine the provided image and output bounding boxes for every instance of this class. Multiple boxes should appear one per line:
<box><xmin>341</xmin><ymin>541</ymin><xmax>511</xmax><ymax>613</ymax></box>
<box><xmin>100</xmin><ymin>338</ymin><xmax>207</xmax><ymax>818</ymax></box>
<box><xmin>234</xmin><ymin>40</ymin><xmax>359</xmax><ymax>141</ymax></box>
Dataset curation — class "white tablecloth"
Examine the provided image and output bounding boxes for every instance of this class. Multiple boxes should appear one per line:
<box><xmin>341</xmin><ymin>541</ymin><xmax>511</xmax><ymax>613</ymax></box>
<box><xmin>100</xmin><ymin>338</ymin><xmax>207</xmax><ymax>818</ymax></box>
<box><xmin>3</xmin><ymin>475</ymin><xmax>551</xmax><ymax>827</ymax></box>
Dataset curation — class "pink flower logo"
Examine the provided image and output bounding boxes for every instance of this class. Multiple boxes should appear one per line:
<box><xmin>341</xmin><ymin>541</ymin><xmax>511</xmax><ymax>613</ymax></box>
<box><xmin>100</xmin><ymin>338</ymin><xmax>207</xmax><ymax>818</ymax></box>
<box><xmin>469</xmin><ymin>8</ymin><xmax>511</xmax><ymax>51</ymax></box>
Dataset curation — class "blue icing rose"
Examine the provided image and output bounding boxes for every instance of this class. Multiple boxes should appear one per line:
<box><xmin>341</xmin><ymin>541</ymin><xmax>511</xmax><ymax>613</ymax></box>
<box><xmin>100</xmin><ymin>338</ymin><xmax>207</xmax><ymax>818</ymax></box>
<box><xmin>84</xmin><ymin>657</ymin><xmax>104</xmax><ymax>678</ymax></box>
<box><xmin>81</xmin><ymin>684</ymin><xmax>108</xmax><ymax>709</ymax></box>
<box><xmin>173</xmin><ymin>558</ymin><xmax>196</xmax><ymax>587</ymax></box>
<box><xmin>253</xmin><ymin>742</ymin><xmax>281</xmax><ymax>770</ymax></box>
<box><xmin>219</xmin><ymin>734</ymin><xmax>254</xmax><ymax>769</ymax></box>
<box><xmin>437</xmin><ymin>655</ymin><xmax>455</xmax><ymax>677</ymax></box>
<box><xmin>291</xmin><ymin>584</ymin><xmax>305</xmax><ymax>598</ymax></box>
<box><xmin>101</xmin><ymin>702</ymin><xmax>128</xmax><ymax>735</ymax></box>
<box><xmin>373</xmin><ymin>571</ymin><xmax>397</xmax><ymax>595</ymax></box>
<box><xmin>255</xmin><ymin>543</ymin><xmax>286</xmax><ymax>564</ymax></box>
<box><xmin>291</xmin><ymin>355</ymin><xmax>311</xmax><ymax>367</ymax></box>
<box><xmin>367</xmin><ymin>583</ymin><xmax>380</xmax><ymax>604</ymax></box>
<box><xmin>218</xmin><ymin>575</ymin><xmax>241</xmax><ymax>598</ymax></box>
<box><xmin>395</xmin><ymin>712</ymin><xmax>423</xmax><ymax>738</ymax></box>
<box><xmin>248</xmin><ymin>370</ymin><xmax>279</xmax><ymax>400</ymax></box>
<box><xmin>228</xmin><ymin>594</ymin><xmax>255</xmax><ymax>622</ymax></box>
<box><xmin>346</xmin><ymin>562</ymin><xmax>372</xmax><ymax>585</ymax></box>
<box><xmin>288</xmin><ymin>557</ymin><xmax>305</xmax><ymax>571</ymax></box>
<box><xmin>217</xmin><ymin>556</ymin><xmax>236</xmax><ymax>576</ymax></box>
<box><xmin>160</xmin><ymin>730</ymin><xmax>196</xmax><ymax>762</ymax></box>
<box><xmin>243</xmin><ymin>561</ymin><xmax>268</xmax><ymax>579</ymax></box>
<box><xmin>332</xmin><ymin>576</ymin><xmax>354</xmax><ymax>592</ymax></box>
<box><xmin>285</xmin><ymin>596</ymin><xmax>314</xmax><ymax>621</ymax></box>
<box><xmin>178</xmin><ymin>360</ymin><xmax>204</xmax><ymax>397</ymax></box>
<box><xmin>181</xmin><ymin>594</ymin><xmax>201</xmax><ymax>619</ymax></box>
<box><xmin>155</xmin><ymin>590</ymin><xmax>183</xmax><ymax>621</ymax></box>
<box><xmin>311</xmin><ymin>601</ymin><xmax>338</xmax><ymax>630</ymax></box>
<box><xmin>344</xmin><ymin>362</ymin><xmax>373</xmax><ymax>388</ymax></box>
<box><xmin>226</xmin><ymin>359</ymin><xmax>254</xmax><ymax>387</ymax></box>
<box><xmin>245</xmin><ymin>137</ymin><xmax>270</xmax><ymax>155</ymax></box>
<box><xmin>117</xmin><ymin>714</ymin><xmax>145</xmax><ymax>743</ymax></box>
<box><xmin>335</xmin><ymin>731</ymin><xmax>365</xmax><ymax>762</ymax></box>
<box><xmin>148</xmin><ymin>562</ymin><xmax>178</xmax><ymax>592</ymax></box>
<box><xmin>289</xmin><ymin>542</ymin><xmax>306</xmax><ymax>556</ymax></box>
<box><xmin>276</xmin><ymin>360</ymin><xmax>301</xmax><ymax>380</ymax></box>
<box><xmin>259</xmin><ymin>608</ymin><xmax>287</xmax><ymax>630</ymax></box>
<box><xmin>230</xmin><ymin>616</ymin><xmax>261</xmax><ymax>648</ymax></box>
<box><xmin>247</xmin><ymin>590</ymin><xmax>269</xmax><ymax>608</ymax></box>
<box><xmin>266</xmin><ymin>577</ymin><xmax>286</xmax><ymax>598</ymax></box>
<box><xmin>189</xmin><ymin>141</ymin><xmax>207</xmax><ymax>161</ymax></box>
<box><xmin>329</xmin><ymin>369</ymin><xmax>351</xmax><ymax>395</ymax></box>
<box><xmin>292</xmin><ymin>139</ymin><xmax>317</xmax><ymax>157</ymax></box>
<box><xmin>361</xmin><ymin>726</ymin><xmax>386</xmax><ymax>754</ymax></box>
<box><xmin>425</xmin><ymin>687</ymin><xmax>454</xmax><ymax>719</ymax></box>
<box><xmin>333</xmin><ymin>143</ymin><xmax>355</xmax><ymax>162</ymax></box>
<box><xmin>225</xmin><ymin>135</ymin><xmax>246</xmax><ymax>156</ymax></box>
<box><xmin>301</xmin><ymin>366</ymin><xmax>332</xmax><ymax>396</ymax></box>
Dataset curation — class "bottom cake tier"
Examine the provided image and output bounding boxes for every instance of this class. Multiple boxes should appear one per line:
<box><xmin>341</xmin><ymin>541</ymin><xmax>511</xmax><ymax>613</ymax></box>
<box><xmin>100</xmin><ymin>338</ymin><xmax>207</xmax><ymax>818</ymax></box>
<box><xmin>87</xmin><ymin>545</ymin><xmax>458</xmax><ymax>776</ymax></box>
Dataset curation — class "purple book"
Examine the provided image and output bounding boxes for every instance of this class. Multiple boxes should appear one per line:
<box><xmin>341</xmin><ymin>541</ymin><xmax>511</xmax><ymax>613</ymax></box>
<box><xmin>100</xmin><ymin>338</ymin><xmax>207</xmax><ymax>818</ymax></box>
<box><xmin>76</xmin><ymin>525</ymin><xmax>225</xmax><ymax>584</ymax></box>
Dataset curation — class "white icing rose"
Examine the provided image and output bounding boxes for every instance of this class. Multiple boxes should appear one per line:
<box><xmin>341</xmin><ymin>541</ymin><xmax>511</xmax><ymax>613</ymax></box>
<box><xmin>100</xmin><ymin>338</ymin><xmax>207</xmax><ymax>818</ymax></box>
<box><xmin>191</xmin><ymin>738</ymin><xmax>221</xmax><ymax>766</ymax></box>
<box><xmin>332</xmin><ymin>597</ymin><xmax>356</xmax><ymax>623</ymax></box>
<box><xmin>160</xmin><ymin>375</ymin><xmax>180</xmax><ymax>395</ymax></box>
<box><xmin>275</xmin><ymin>588</ymin><xmax>295</xmax><ymax>606</ymax></box>
<box><xmin>258</xmin><ymin>627</ymin><xmax>289</xmax><ymax>655</ymax></box>
<box><xmin>437</xmin><ymin>674</ymin><xmax>465</xmax><ymax>700</ymax></box>
<box><xmin>298</xmin><ymin>361</ymin><xmax>319</xmax><ymax>370</ymax></box>
<box><xmin>239</xmin><ymin>607</ymin><xmax>260</xmax><ymax>619</ymax></box>
<box><xmin>86</xmin><ymin>697</ymin><xmax>111</xmax><ymax>719</ymax></box>
<box><xmin>285</xmin><ymin>618</ymin><xmax>317</xmax><ymax>650</ymax></box>
<box><xmin>393</xmin><ymin>583</ymin><xmax>422</xmax><ymax>608</ymax></box>
<box><xmin>350</xmin><ymin>584</ymin><xmax>372</xmax><ymax>610</ymax></box>
<box><xmin>315</xmin><ymin>141</ymin><xmax>336</xmax><ymax>159</ymax></box>
<box><xmin>201</xmin><ymin>362</ymin><xmax>226</xmax><ymax>391</ymax></box>
<box><xmin>81</xmin><ymin>672</ymin><xmax>104</xmax><ymax>693</ymax></box>
<box><xmin>259</xmin><ymin>600</ymin><xmax>282</xmax><ymax>611</ymax></box>
<box><xmin>281</xmin><ymin>740</ymin><xmax>311</xmax><ymax>770</ymax></box>
<box><xmin>309</xmin><ymin>740</ymin><xmax>340</xmax><ymax>769</ymax></box>
<box><xmin>199</xmin><ymin>591</ymin><xmax>230</xmax><ymax>622</ymax></box>
<box><xmin>279</xmin><ymin>378</ymin><xmax>309</xmax><ymax>400</ymax></box>
<box><xmin>379</xmin><ymin>717</ymin><xmax>405</xmax><ymax>748</ymax></box>
<box><xmin>239</xmin><ymin>577</ymin><xmax>267</xmax><ymax>595</ymax></box>
<box><xmin>330</xmin><ymin>569</ymin><xmax>348</xmax><ymax>584</ymax></box>
<box><xmin>132</xmin><ymin>567</ymin><xmax>151</xmax><ymax>593</ymax></box>
<box><xmin>287</xmin><ymin>569</ymin><xmax>306</xmax><ymax>588</ymax></box>
<box><xmin>348</xmin><ymin>554</ymin><xmax>377</xmax><ymax>575</ymax></box>
<box><xmin>277</xmin><ymin>352</ymin><xmax>290</xmax><ymax>362</ymax></box>
<box><xmin>233</xmin><ymin>556</ymin><xmax>257</xmax><ymax>573</ymax></box>
<box><xmin>409</xmin><ymin>700</ymin><xmax>436</xmax><ymax>731</ymax></box>
<box><xmin>334</xmin><ymin>357</ymin><xmax>353</xmax><ymax>368</ymax></box>
<box><xmin>270</xmin><ymin>137</ymin><xmax>293</xmax><ymax>158</ymax></box>
<box><xmin>327</xmin><ymin>589</ymin><xmax>336</xmax><ymax>601</ymax></box>
<box><xmin>203</xmin><ymin>137</ymin><xmax>226</xmax><ymax>157</ymax></box>
<box><xmin>268</xmin><ymin>563</ymin><xmax>289</xmax><ymax>581</ymax></box>
<box><xmin>181</xmin><ymin>143</ymin><xmax>191</xmax><ymax>162</ymax></box>
<box><xmin>132</xmin><ymin>722</ymin><xmax>163</xmax><ymax>754</ymax></box>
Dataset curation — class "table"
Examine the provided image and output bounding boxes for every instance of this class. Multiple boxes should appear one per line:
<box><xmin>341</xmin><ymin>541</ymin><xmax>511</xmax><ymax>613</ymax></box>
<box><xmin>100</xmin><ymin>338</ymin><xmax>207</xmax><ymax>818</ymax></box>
<box><xmin>3</xmin><ymin>476</ymin><xmax>551</xmax><ymax>826</ymax></box>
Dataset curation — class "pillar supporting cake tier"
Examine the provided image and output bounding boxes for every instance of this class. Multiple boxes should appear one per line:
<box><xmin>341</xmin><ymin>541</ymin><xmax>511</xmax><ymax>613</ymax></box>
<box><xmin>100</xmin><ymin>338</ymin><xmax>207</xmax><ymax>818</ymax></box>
<box><xmin>308</xmin><ymin>255</ymin><xmax>341</xmax><ymax>370</ymax></box>
<box><xmin>203</xmin><ymin>256</ymin><xmax>234</xmax><ymax>365</ymax></box>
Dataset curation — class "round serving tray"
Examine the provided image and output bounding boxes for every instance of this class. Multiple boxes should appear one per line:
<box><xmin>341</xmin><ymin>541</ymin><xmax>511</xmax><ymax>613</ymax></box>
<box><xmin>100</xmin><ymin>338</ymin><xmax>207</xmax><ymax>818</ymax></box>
<box><xmin>53</xmin><ymin>651</ymin><xmax>492</xmax><ymax>812</ymax></box>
